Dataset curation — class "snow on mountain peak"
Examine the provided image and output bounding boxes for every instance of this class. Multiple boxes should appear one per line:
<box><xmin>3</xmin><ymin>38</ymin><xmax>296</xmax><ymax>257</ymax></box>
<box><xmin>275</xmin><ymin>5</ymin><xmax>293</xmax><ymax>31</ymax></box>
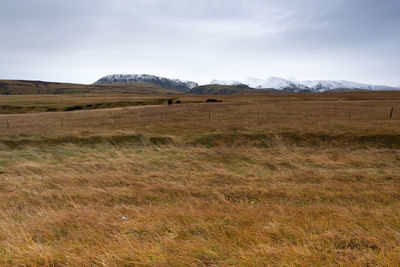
<box><xmin>210</xmin><ymin>79</ymin><xmax>242</xmax><ymax>86</ymax></box>
<box><xmin>96</xmin><ymin>74</ymin><xmax>398</xmax><ymax>92</ymax></box>
<box><xmin>94</xmin><ymin>74</ymin><xmax>198</xmax><ymax>91</ymax></box>
<box><xmin>210</xmin><ymin>76</ymin><xmax>397</xmax><ymax>92</ymax></box>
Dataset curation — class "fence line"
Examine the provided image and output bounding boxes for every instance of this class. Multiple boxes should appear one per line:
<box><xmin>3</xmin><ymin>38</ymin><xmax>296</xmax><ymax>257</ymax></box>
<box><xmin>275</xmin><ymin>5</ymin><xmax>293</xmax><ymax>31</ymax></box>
<box><xmin>0</xmin><ymin>103</ymin><xmax>397</xmax><ymax>130</ymax></box>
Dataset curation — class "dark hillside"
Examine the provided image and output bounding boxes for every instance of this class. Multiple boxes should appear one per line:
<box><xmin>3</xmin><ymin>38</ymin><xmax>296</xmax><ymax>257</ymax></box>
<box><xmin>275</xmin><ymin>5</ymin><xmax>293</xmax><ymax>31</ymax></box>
<box><xmin>190</xmin><ymin>84</ymin><xmax>277</xmax><ymax>94</ymax></box>
<box><xmin>0</xmin><ymin>80</ymin><xmax>180</xmax><ymax>95</ymax></box>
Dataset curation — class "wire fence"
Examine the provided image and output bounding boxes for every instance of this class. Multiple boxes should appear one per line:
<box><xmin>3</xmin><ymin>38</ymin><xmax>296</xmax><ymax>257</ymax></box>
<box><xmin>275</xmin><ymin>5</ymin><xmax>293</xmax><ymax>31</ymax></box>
<box><xmin>0</xmin><ymin>102</ymin><xmax>398</xmax><ymax>131</ymax></box>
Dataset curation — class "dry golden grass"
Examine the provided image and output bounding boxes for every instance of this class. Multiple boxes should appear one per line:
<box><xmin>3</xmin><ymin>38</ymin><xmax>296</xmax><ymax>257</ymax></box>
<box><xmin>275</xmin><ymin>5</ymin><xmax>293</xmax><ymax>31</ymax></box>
<box><xmin>0</xmin><ymin>94</ymin><xmax>189</xmax><ymax>114</ymax></box>
<box><xmin>0</xmin><ymin>92</ymin><xmax>400</xmax><ymax>266</ymax></box>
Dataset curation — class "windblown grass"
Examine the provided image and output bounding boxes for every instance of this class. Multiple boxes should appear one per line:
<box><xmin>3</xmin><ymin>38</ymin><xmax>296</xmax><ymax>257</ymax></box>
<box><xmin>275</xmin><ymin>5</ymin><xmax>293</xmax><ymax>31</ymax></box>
<box><xmin>0</xmin><ymin>92</ymin><xmax>400</xmax><ymax>266</ymax></box>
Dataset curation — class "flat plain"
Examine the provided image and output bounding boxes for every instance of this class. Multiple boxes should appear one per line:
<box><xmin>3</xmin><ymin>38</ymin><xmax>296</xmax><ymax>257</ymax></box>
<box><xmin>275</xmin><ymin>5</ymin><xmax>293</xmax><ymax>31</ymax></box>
<box><xmin>1</xmin><ymin>91</ymin><xmax>400</xmax><ymax>266</ymax></box>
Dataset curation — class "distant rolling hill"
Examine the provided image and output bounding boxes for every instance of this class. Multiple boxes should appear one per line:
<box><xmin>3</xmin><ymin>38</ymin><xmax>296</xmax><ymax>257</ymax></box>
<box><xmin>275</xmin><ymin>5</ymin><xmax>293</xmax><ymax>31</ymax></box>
<box><xmin>189</xmin><ymin>84</ymin><xmax>278</xmax><ymax>95</ymax></box>
<box><xmin>0</xmin><ymin>80</ymin><xmax>180</xmax><ymax>95</ymax></box>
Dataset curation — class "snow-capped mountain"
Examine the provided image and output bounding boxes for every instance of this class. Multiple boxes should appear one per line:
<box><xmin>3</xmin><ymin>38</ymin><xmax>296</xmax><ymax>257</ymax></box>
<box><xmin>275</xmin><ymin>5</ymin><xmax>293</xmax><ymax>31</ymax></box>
<box><xmin>210</xmin><ymin>79</ymin><xmax>242</xmax><ymax>86</ymax></box>
<box><xmin>300</xmin><ymin>80</ymin><xmax>396</xmax><ymax>91</ymax></box>
<box><xmin>210</xmin><ymin>77</ymin><xmax>398</xmax><ymax>92</ymax></box>
<box><xmin>244</xmin><ymin>77</ymin><xmax>310</xmax><ymax>91</ymax></box>
<box><xmin>95</xmin><ymin>74</ymin><xmax>198</xmax><ymax>92</ymax></box>
<box><xmin>96</xmin><ymin>74</ymin><xmax>398</xmax><ymax>93</ymax></box>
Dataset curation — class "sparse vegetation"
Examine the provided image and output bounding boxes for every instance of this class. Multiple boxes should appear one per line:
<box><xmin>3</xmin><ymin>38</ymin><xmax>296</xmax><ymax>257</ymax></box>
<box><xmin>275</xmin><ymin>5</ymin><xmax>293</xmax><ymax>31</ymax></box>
<box><xmin>0</xmin><ymin>92</ymin><xmax>400</xmax><ymax>266</ymax></box>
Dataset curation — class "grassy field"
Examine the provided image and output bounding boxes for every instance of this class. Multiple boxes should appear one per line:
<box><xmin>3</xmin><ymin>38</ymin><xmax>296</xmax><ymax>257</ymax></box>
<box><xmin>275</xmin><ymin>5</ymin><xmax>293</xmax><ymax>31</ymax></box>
<box><xmin>0</xmin><ymin>94</ymin><xmax>194</xmax><ymax>114</ymax></box>
<box><xmin>0</xmin><ymin>91</ymin><xmax>400</xmax><ymax>266</ymax></box>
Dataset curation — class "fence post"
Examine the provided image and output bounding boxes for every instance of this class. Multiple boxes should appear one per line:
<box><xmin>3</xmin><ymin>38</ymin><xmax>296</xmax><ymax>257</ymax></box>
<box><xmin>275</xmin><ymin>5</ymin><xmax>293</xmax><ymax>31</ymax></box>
<box><xmin>389</xmin><ymin>107</ymin><xmax>394</xmax><ymax>120</ymax></box>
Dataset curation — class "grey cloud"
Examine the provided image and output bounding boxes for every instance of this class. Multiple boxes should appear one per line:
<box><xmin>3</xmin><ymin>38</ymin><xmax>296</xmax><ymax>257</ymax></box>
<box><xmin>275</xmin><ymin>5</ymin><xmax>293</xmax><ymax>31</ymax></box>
<box><xmin>0</xmin><ymin>0</ymin><xmax>399</xmax><ymax>85</ymax></box>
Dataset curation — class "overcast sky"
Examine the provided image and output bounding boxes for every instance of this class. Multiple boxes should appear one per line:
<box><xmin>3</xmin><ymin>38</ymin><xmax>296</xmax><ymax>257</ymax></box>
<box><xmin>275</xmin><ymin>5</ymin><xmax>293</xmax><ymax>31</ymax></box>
<box><xmin>0</xmin><ymin>0</ymin><xmax>399</xmax><ymax>85</ymax></box>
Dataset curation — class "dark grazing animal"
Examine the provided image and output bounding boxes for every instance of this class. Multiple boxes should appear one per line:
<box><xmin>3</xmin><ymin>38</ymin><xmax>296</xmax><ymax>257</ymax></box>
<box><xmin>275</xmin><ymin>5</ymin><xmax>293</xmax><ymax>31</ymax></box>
<box><xmin>206</xmin><ymin>99</ymin><xmax>223</xmax><ymax>103</ymax></box>
<box><xmin>176</xmin><ymin>100</ymin><xmax>181</xmax><ymax>104</ymax></box>
<box><xmin>168</xmin><ymin>99</ymin><xmax>173</xmax><ymax>106</ymax></box>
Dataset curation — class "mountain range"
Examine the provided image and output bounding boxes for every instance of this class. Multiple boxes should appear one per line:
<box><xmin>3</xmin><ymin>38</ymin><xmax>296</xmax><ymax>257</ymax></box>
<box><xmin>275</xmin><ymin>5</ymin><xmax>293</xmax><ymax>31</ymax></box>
<box><xmin>2</xmin><ymin>74</ymin><xmax>397</xmax><ymax>96</ymax></box>
<box><xmin>210</xmin><ymin>77</ymin><xmax>398</xmax><ymax>92</ymax></box>
<box><xmin>95</xmin><ymin>74</ymin><xmax>398</xmax><ymax>93</ymax></box>
<box><xmin>95</xmin><ymin>74</ymin><xmax>198</xmax><ymax>92</ymax></box>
